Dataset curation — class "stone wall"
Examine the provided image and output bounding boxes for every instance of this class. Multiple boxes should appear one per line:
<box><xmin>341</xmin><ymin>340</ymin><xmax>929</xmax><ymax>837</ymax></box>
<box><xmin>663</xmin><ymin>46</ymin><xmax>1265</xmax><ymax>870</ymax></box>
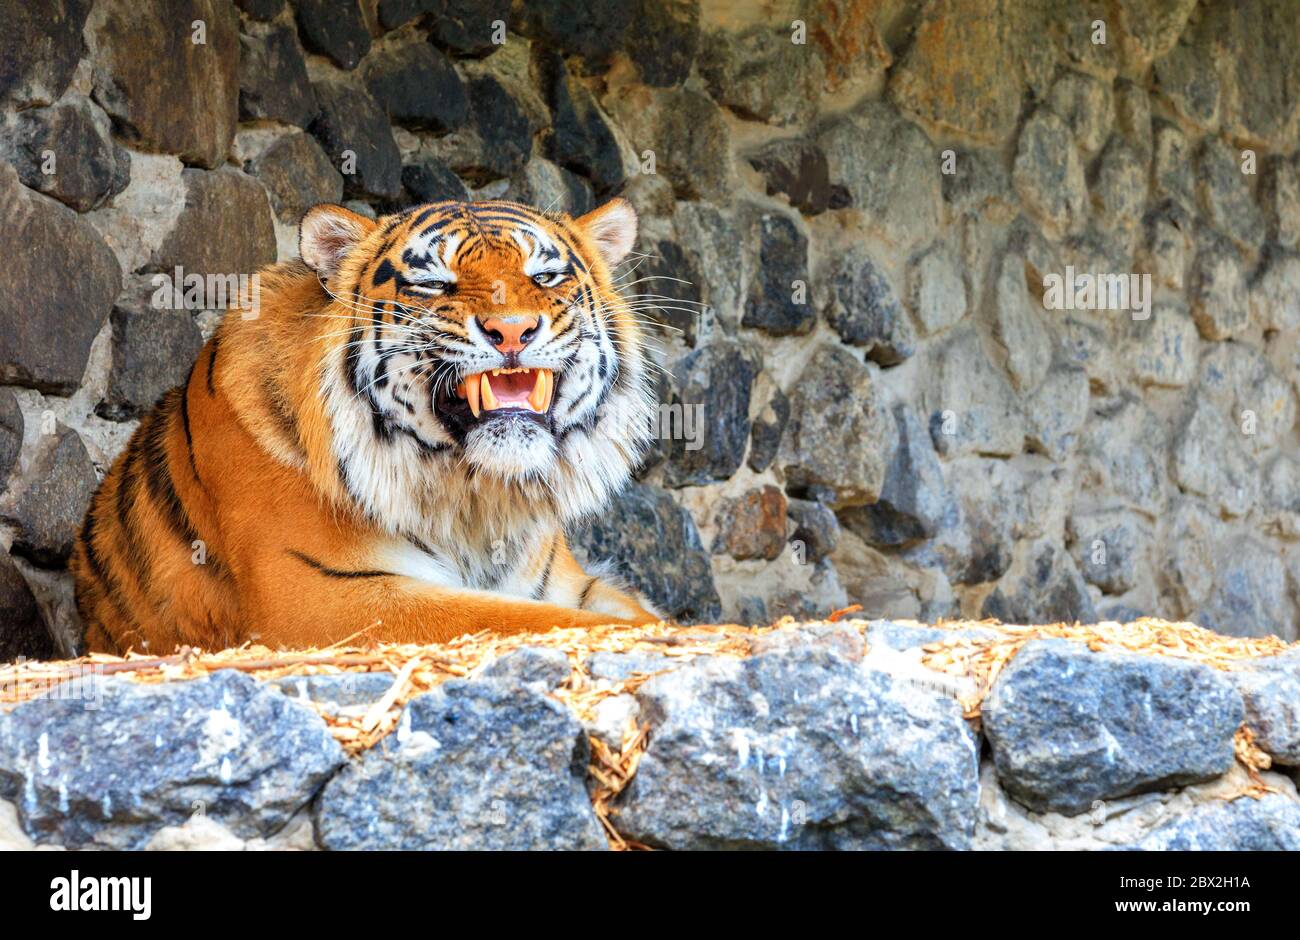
<box><xmin>2</xmin><ymin>620</ymin><xmax>1298</xmax><ymax>850</ymax></box>
<box><xmin>2</xmin><ymin>0</ymin><xmax>1300</xmax><ymax>657</ymax></box>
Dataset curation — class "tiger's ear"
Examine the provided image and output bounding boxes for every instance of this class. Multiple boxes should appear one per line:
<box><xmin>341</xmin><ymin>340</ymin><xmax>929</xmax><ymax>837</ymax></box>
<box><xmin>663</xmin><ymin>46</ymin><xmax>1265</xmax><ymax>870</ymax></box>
<box><xmin>575</xmin><ymin>197</ymin><xmax>637</xmax><ymax>268</ymax></box>
<box><xmin>299</xmin><ymin>203</ymin><xmax>376</xmax><ymax>278</ymax></box>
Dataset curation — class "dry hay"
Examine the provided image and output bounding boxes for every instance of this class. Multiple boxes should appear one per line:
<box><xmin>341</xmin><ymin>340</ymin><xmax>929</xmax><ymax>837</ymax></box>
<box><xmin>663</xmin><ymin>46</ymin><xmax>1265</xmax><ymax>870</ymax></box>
<box><xmin>0</xmin><ymin>615</ymin><xmax>1294</xmax><ymax>847</ymax></box>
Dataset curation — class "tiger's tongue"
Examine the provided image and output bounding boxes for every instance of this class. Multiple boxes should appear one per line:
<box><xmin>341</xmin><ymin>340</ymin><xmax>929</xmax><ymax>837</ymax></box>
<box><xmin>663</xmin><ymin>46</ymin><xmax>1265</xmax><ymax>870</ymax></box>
<box><xmin>487</xmin><ymin>370</ymin><xmax>534</xmax><ymax>405</ymax></box>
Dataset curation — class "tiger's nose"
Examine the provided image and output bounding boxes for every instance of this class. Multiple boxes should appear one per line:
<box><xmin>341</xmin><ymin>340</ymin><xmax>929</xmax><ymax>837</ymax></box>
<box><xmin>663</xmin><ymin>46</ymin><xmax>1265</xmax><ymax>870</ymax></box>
<box><xmin>480</xmin><ymin>315</ymin><xmax>539</xmax><ymax>354</ymax></box>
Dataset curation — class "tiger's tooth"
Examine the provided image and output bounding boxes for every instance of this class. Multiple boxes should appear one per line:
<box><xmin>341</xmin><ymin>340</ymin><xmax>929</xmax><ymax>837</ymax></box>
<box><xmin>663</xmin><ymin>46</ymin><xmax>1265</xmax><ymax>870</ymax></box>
<box><xmin>527</xmin><ymin>368</ymin><xmax>547</xmax><ymax>412</ymax></box>
<box><xmin>465</xmin><ymin>373</ymin><xmax>481</xmax><ymax>418</ymax></box>
<box><xmin>538</xmin><ymin>369</ymin><xmax>552</xmax><ymax>412</ymax></box>
<box><xmin>480</xmin><ymin>372</ymin><xmax>498</xmax><ymax>410</ymax></box>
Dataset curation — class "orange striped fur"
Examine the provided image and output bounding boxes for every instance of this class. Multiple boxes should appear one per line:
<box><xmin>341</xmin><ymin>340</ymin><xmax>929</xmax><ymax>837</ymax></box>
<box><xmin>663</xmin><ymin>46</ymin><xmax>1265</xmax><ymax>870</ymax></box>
<box><xmin>70</xmin><ymin>199</ymin><xmax>661</xmax><ymax>654</ymax></box>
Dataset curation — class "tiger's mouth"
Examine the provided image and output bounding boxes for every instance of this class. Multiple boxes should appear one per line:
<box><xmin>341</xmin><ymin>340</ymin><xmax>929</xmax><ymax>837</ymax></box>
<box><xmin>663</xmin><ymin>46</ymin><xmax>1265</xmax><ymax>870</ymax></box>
<box><xmin>454</xmin><ymin>367</ymin><xmax>555</xmax><ymax>418</ymax></box>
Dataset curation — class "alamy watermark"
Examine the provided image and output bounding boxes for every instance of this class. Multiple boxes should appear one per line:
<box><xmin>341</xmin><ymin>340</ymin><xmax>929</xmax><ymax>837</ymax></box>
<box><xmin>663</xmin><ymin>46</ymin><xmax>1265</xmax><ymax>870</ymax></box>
<box><xmin>150</xmin><ymin>265</ymin><xmax>261</xmax><ymax>319</ymax></box>
<box><xmin>1042</xmin><ymin>266</ymin><xmax>1151</xmax><ymax>320</ymax></box>
<box><xmin>1</xmin><ymin>661</ymin><xmax>104</xmax><ymax>711</ymax></box>
<box><xmin>592</xmin><ymin>401</ymin><xmax>705</xmax><ymax>451</ymax></box>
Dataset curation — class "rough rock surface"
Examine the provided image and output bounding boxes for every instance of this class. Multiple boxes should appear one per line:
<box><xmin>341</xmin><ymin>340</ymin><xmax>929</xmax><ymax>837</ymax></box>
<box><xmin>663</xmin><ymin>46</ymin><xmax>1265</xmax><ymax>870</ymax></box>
<box><xmin>664</xmin><ymin>340</ymin><xmax>756</xmax><ymax>486</ymax></box>
<box><xmin>316</xmin><ymin>678</ymin><xmax>606</xmax><ymax>850</ymax></box>
<box><xmin>0</xmin><ymin>97</ymin><xmax>130</xmax><ymax>212</ymax></box>
<box><xmin>0</xmin><ymin>165</ymin><xmax>121</xmax><ymax>393</ymax></box>
<box><xmin>0</xmin><ymin>0</ymin><xmax>92</xmax><ymax>109</ymax></box>
<box><xmin>90</xmin><ymin>0</ymin><xmax>239</xmax><ymax>169</ymax></box>
<box><xmin>1231</xmin><ymin>660</ymin><xmax>1300</xmax><ymax>766</ymax></box>
<box><xmin>1</xmin><ymin>423</ymin><xmax>98</xmax><ymax>567</ymax></box>
<box><xmin>615</xmin><ymin>645</ymin><xmax>981</xmax><ymax>849</ymax></box>
<box><xmin>149</xmin><ymin>167</ymin><xmax>277</xmax><ymax>279</ymax></box>
<box><xmin>0</xmin><ymin>547</ymin><xmax>52</xmax><ymax>661</ymax></box>
<box><xmin>570</xmin><ymin>481</ymin><xmax>722</xmax><ymax>623</ymax></box>
<box><xmin>0</xmin><ymin>670</ymin><xmax>343</xmax><ymax>848</ymax></box>
<box><xmin>308</xmin><ymin>80</ymin><xmax>402</xmax><ymax>200</ymax></box>
<box><xmin>778</xmin><ymin>345</ymin><xmax>897</xmax><ymax>506</ymax></box>
<box><xmin>238</xmin><ymin>22</ymin><xmax>317</xmax><ymax>129</ymax></box>
<box><xmin>98</xmin><ymin>281</ymin><xmax>205</xmax><ymax>421</ymax></box>
<box><xmin>983</xmin><ymin>640</ymin><xmax>1243</xmax><ymax>815</ymax></box>
<box><xmin>1133</xmin><ymin>794</ymin><xmax>1300</xmax><ymax>851</ymax></box>
<box><xmin>3</xmin><ymin>622</ymin><xmax>1299</xmax><ymax>851</ymax></box>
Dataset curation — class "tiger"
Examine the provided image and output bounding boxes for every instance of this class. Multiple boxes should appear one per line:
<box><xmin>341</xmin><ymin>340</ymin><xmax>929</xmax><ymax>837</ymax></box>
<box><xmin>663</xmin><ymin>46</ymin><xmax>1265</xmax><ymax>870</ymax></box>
<box><xmin>69</xmin><ymin>197</ymin><xmax>664</xmax><ymax>654</ymax></box>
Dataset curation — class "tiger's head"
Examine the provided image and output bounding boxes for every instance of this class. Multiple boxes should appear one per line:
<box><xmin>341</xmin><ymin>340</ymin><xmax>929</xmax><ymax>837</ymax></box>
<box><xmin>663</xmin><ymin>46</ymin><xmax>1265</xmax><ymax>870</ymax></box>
<box><xmin>295</xmin><ymin>198</ymin><xmax>656</xmax><ymax>536</ymax></box>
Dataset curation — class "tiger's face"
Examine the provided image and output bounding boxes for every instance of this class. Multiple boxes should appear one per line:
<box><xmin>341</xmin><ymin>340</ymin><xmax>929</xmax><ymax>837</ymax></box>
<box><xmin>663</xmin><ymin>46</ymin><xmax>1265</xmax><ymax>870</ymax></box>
<box><xmin>298</xmin><ymin>198</ymin><xmax>655</xmax><ymax>532</ymax></box>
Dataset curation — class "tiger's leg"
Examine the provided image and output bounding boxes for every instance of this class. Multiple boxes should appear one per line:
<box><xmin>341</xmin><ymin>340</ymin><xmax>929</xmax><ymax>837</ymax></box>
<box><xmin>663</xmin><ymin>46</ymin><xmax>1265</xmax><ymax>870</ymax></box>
<box><xmin>540</xmin><ymin>538</ymin><xmax>663</xmax><ymax>624</ymax></box>
<box><xmin>245</xmin><ymin>561</ymin><xmax>658</xmax><ymax>648</ymax></box>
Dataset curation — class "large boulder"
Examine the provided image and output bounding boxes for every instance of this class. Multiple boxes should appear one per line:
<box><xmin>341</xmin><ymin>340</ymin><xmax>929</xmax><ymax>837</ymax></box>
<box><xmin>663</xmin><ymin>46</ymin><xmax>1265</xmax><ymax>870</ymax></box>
<box><xmin>0</xmin><ymin>670</ymin><xmax>344</xmax><ymax>848</ymax></box>
<box><xmin>824</xmin><ymin>248</ymin><xmax>915</xmax><ymax>364</ymax></box>
<box><xmin>362</xmin><ymin>41</ymin><xmax>468</xmax><ymax>134</ymax></box>
<box><xmin>0</xmin><ymin>164</ymin><xmax>121</xmax><ymax>393</ymax></box>
<box><xmin>838</xmin><ymin>404</ymin><xmax>946</xmax><ymax>547</ymax></box>
<box><xmin>1</xmin><ymin>424</ymin><xmax>102</xmax><ymax>567</ymax></box>
<box><xmin>983</xmin><ymin>640</ymin><xmax>1243</xmax><ymax>815</ymax></box>
<box><xmin>742</xmin><ymin>212</ymin><xmax>815</xmax><ymax>337</ymax></box>
<box><xmin>1170</xmin><ymin>394</ymin><xmax>1259</xmax><ymax>519</ymax></box>
<box><xmin>778</xmin><ymin>344</ymin><xmax>897</xmax><ymax>506</ymax></box>
<box><xmin>237</xmin><ymin>21</ymin><xmax>317</xmax><ymax>129</ymax></box>
<box><xmin>0</xmin><ymin>97</ymin><xmax>130</xmax><ymax>212</ymax></box>
<box><xmin>316</xmin><ymin>678</ymin><xmax>606</xmax><ymax>850</ymax></box>
<box><xmin>570</xmin><ymin>481</ymin><xmax>721</xmax><ymax>623</ymax></box>
<box><xmin>624</xmin><ymin>0</ymin><xmax>700</xmax><ymax>87</ymax></box>
<box><xmin>295</xmin><ymin>0</ymin><xmax>370</xmax><ymax>70</ymax></box>
<box><xmin>614</xmin><ymin>645</ymin><xmax>981</xmax><ymax>849</ymax></box>
<box><xmin>980</xmin><ymin>539</ymin><xmax>1098</xmax><ymax>625</ymax></box>
<box><xmin>919</xmin><ymin>325</ymin><xmax>1026</xmax><ymax>459</ymax></box>
<box><xmin>887</xmin><ymin>0</ymin><xmax>1021</xmax><ymax>145</ymax></box>
<box><xmin>308</xmin><ymin>80</ymin><xmax>403</xmax><ymax>200</ymax></box>
<box><xmin>817</xmin><ymin>102</ymin><xmax>941</xmax><ymax>249</ymax></box>
<box><xmin>243</xmin><ymin>128</ymin><xmax>344</xmax><ymax>226</ymax></box>
<box><xmin>698</xmin><ymin>25</ymin><xmax>821</xmax><ymax>127</ymax></box>
<box><xmin>90</xmin><ymin>0</ymin><xmax>239</xmax><ymax>169</ymax></box>
<box><xmin>0</xmin><ymin>0</ymin><xmax>91</xmax><ymax>108</ymax></box>
<box><xmin>537</xmin><ymin>51</ymin><xmax>624</xmax><ymax>194</ymax></box>
<box><xmin>518</xmin><ymin>0</ymin><xmax>632</xmax><ymax>65</ymax></box>
<box><xmin>148</xmin><ymin>167</ymin><xmax>277</xmax><ymax>280</ymax></box>
<box><xmin>604</xmin><ymin>84</ymin><xmax>734</xmax><ymax>202</ymax></box>
<box><xmin>97</xmin><ymin>278</ymin><xmax>205</xmax><ymax>421</ymax></box>
<box><xmin>1012</xmin><ymin>109</ymin><xmax>1087</xmax><ymax>238</ymax></box>
<box><xmin>663</xmin><ymin>340</ymin><xmax>757</xmax><ymax>486</ymax></box>
<box><xmin>1193</xmin><ymin>536</ymin><xmax>1293</xmax><ymax>640</ymax></box>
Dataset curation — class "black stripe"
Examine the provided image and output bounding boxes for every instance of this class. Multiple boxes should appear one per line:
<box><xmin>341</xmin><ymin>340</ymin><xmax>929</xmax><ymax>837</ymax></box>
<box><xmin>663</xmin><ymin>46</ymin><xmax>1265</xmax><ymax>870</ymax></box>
<box><xmin>76</xmin><ymin>500</ymin><xmax>137</xmax><ymax>629</ymax></box>
<box><xmin>114</xmin><ymin>431</ymin><xmax>154</xmax><ymax>595</ymax></box>
<box><xmin>141</xmin><ymin>394</ymin><xmax>226</xmax><ymax>580</ymax></box>
<box><xmin>411</xmin><ymin>204</ymin><xmax>457</xmax><ymax>231</ymax></box>
<box><xmin>344</xmin><ymin>325</ymin><xmax>366</xmax><ymax>398</ymax></box>
<box><xmin>288</xmin><ymin>550</ymin><xmax>395</xmax><ymax>579</ymax></box>
<box><xmin>179</xmin><ymin>367</ymin><xmax>206</xmax><ymax>492</ymax></box>
<box><xmin>142</xmin><ymin>395</ymin><xmax>198</xmax><ymax>545</ymax></box>
<box><xmin>534</xmin><ymin>537</ymin><xmax>559</xmax><ymax>600</ymax></box>
<box><xmin>397</xmin><ymin>425</ymin><xmax>449</xmax><ymax>457</ymax></box>
<box><xmin>372</xmin><ymin>258</ymin><xmax>397</xmax><ymax>287</ymax></box>
<box><xmin>77</xmin><ymin>504</ymin><xmax>111</xmax><ymax>589</ymax></box>
<box><xmin>577</xmin><ymin>577</ymin><xmax>598</xmax><ymax>610</ymax></box>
